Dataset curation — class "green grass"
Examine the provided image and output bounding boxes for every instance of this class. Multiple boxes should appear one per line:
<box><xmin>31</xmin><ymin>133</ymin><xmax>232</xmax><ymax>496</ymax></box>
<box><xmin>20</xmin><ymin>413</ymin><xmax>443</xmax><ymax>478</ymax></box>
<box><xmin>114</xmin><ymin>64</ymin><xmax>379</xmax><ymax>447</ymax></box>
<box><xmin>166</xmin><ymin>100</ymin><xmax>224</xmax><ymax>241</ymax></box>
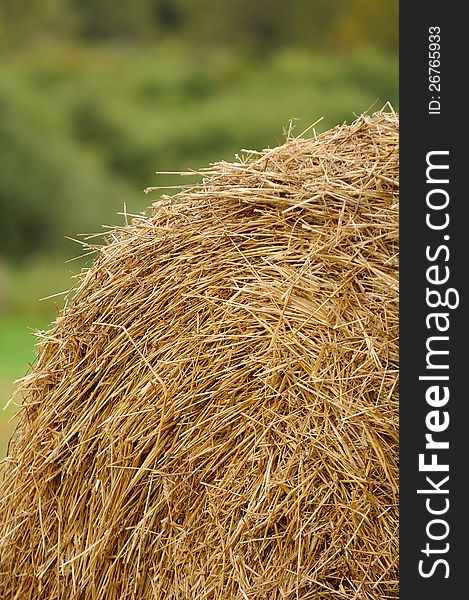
<box><xmin>0</xmin><ymin>318</ymin><xmax>43</xmax><ymax>378</ymax></box>
<box><xmin>0</xmin><ymin>316</ymin><xmax>51</xmax><ymax>458</ymax></box>
<box><xmin>0</xmin><ymin>255</ymin><xmax>80</xmax><ymax>458</ymax></box>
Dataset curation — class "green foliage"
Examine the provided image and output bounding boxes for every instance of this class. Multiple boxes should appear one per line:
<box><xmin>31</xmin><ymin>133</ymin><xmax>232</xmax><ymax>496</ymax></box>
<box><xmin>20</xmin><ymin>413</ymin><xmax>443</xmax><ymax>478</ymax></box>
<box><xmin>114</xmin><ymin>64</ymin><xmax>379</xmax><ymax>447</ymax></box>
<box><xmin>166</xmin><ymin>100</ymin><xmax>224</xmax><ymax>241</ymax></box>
<box><xmin>0</xmin><ymin>0</ymin><xmax>397</xmax><ymax>54</ymax></box>
<box><xmin>332</xmin><ymin>0</ymin><xmax>398</xmax><ymax>52</ymax></box>
<box><xmin>0</xmin><ymin>77</ymin><xmax>136</xmax><ymax>259</ymax></box>
<box><xmin>0</xmin><ymin>43</ymin><xmax>397</xmax><ymax>261</ymax></box>
<box><xmin>0</xmin><ymin>0</ymin><xmax>398</xmax><ymax>261</ymax></box>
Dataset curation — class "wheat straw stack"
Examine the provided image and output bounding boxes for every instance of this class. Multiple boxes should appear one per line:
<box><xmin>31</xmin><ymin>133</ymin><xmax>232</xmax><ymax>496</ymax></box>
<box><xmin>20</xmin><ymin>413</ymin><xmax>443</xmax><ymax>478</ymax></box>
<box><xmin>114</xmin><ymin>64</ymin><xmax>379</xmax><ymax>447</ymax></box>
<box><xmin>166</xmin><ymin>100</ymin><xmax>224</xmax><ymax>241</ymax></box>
<box><xmin>0</xmin><ymin>111</ymin><xmax>398</xmax><ymax>599</ymax></box>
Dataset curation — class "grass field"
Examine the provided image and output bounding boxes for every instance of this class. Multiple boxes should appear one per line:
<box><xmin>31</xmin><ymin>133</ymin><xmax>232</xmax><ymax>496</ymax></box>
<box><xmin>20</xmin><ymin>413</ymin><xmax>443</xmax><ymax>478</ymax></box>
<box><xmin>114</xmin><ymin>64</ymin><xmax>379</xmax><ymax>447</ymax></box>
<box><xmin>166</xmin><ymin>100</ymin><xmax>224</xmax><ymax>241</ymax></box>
<box><xmin>0</xmin><ymin>316</ymin><xmax>51</xmax><ymax>458</ymax></box>
<box><xmin>0</xmin><ymin>257</ymin><xmax>75</xmax><ymax>458</ymax></box>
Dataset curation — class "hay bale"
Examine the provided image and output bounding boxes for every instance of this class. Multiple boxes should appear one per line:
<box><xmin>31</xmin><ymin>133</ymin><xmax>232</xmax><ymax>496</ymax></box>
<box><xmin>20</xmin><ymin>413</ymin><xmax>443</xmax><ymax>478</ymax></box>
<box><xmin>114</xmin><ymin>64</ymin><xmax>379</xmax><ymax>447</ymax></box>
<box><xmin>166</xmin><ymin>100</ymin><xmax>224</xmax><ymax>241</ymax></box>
<box><xmin>0</xmin><ymin>111</ymin><xmax>398</xmax><ymax>599</ymax></box>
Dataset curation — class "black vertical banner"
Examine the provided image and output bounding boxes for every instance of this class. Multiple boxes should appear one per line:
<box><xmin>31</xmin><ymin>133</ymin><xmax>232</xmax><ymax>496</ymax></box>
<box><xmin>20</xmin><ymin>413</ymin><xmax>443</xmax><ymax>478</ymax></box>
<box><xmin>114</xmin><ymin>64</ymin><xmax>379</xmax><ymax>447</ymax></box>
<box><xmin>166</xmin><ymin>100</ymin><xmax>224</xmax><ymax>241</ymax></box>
<box><xmin>400</xmin><ymin>2</ymin><xmax>466</xmax><ymax>598</ymax></box>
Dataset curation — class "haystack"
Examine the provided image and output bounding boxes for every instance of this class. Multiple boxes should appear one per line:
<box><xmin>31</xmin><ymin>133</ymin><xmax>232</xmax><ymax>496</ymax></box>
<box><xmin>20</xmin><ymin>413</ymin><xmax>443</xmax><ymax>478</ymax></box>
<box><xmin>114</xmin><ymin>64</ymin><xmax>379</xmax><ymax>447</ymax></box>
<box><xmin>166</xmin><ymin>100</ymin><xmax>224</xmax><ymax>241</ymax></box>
<box><xmin>0</xmin><ymin>111</ymin><xmax>399</xmax><ymax>599</ymax></box>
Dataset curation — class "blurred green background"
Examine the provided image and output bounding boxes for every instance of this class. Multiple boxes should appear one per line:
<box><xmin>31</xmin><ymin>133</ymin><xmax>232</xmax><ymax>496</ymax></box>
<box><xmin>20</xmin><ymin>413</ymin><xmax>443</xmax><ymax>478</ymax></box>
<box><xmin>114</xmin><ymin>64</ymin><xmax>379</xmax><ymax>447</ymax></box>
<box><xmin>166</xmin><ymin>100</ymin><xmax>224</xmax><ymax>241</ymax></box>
<box><xmin>0</xmin><ymin>0</ymin><xmax>398</xmax><ymax>456</ymax></box>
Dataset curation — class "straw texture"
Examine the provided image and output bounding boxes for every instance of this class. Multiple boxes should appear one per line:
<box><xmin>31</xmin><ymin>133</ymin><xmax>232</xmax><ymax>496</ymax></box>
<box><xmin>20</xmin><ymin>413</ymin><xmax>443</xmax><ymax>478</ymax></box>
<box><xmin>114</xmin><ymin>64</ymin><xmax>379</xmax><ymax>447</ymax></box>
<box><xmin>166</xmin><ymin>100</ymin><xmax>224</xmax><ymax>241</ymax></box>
<box><xmin>0</xmin><ymin>111</ymin><xmax>399</xmax><ymax>599</ymax></box>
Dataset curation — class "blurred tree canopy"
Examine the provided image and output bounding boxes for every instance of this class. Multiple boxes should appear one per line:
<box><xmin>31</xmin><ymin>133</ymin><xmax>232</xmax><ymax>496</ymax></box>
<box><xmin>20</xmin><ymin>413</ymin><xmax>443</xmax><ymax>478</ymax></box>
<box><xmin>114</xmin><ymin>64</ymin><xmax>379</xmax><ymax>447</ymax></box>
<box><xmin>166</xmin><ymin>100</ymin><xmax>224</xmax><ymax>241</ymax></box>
<box><xmin>0</xmin><ymin>0</ymin><xmax>398</xmax><ymax>262</ymax></box>
<box><xmin>0</xmin><ymin>0</ymin><xmax>397</xmax><ymax>53</ymax></box>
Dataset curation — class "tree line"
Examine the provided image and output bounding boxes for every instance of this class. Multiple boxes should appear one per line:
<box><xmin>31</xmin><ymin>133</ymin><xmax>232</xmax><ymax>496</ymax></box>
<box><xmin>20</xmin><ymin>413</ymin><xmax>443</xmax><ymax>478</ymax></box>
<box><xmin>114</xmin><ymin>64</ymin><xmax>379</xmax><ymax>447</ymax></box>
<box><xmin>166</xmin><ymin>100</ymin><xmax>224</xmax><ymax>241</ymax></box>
<box><xmin>0</xmin><ymin>0</ymin><xmax>397</xmax><ymax>55</ymax></box>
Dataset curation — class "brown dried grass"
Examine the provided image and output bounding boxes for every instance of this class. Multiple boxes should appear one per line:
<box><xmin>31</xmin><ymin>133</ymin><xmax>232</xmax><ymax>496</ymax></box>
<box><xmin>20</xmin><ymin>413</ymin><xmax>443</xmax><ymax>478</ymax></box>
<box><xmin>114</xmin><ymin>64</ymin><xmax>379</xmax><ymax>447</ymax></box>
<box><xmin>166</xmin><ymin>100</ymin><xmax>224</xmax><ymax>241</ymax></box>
<box><xmin>0</xmin><ymin>110</ymin><xmax>399</xmax><ymax>599</ymax></box>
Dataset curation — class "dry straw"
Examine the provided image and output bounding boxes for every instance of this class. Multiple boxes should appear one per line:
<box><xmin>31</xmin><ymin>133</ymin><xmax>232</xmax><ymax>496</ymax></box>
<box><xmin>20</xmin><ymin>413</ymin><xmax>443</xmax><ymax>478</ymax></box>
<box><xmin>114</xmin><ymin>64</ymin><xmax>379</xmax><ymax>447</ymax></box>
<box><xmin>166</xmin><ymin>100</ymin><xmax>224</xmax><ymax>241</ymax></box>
<box><xmin>0</xmin><ymin>110</ymin><xmax>398</xmax><ymax>599</ymax></box>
